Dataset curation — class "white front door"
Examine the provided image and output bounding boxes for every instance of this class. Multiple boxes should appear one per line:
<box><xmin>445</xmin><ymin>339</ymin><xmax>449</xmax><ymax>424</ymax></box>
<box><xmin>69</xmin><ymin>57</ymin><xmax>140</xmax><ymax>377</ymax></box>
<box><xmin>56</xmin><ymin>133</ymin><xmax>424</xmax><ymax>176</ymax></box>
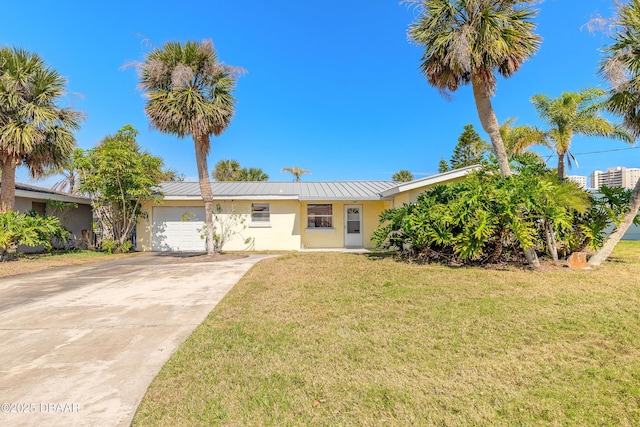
<box><xmin>344</xmin><ymin>205</ymin><xmax>363</xmax><ymax>247</ymax></box>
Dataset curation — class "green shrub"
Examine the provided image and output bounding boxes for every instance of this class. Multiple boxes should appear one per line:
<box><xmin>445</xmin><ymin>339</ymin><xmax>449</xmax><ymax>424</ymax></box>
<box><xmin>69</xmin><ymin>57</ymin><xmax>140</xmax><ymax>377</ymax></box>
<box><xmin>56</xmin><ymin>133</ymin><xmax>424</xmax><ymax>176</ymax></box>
<box><xmin>0</xmin><ymin>211</ymin><xmax>69</xmax><ymax>261</ymax></box>
<box><xmin>373</xmin><ymin>159</ymin><xmax>594</xmax><ymax>265</ymax></box>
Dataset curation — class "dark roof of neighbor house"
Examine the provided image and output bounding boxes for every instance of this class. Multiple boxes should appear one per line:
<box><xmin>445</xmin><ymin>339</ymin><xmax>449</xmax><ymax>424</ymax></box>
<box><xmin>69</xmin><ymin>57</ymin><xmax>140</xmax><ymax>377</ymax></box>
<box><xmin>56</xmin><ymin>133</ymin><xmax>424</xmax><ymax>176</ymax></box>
<box><xmin>160</xmin><ymin>181</ymin><xmax>399</xmax><ymax>201</ymax></box>
<box><xmin>0</xmin><ymin>181</ymin><xmax>91</xmax><ymax>204</ymax></box>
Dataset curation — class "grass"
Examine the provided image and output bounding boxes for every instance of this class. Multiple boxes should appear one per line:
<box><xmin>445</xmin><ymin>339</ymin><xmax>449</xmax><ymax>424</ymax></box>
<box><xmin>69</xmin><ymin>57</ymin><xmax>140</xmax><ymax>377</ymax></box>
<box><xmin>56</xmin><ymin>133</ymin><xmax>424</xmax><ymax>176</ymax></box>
<box><xmin>0</xmin><ymin>250</ymin><xmax>136</xmax><ymax>278</ymax></box>
<box><xmin>133</xmin><ymin>242</ymin><xmax>640</xmax><ymax>426</ymax></box>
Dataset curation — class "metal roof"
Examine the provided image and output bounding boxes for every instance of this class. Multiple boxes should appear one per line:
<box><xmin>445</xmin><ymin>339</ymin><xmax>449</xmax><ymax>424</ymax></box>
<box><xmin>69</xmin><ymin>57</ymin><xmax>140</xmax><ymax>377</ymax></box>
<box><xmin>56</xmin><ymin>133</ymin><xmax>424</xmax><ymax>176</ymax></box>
<box><xmin>159</xmin><ymin>181</ymin><xmax>398</xmax><ymax>201</ymax></box>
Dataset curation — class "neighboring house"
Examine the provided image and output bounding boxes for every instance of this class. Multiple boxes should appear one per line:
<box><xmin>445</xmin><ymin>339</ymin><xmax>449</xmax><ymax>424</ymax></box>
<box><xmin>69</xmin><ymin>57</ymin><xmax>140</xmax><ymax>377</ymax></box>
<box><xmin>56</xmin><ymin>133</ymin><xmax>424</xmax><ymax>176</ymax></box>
<box><xmin>0</xmin><ymin>181</ymin><xmax>93</xmax><ymax>249</ymax></box>
<box><xmin>136</xmin><ymin>167</ymin><xmax>476</xmax><ymax>252</ymax></box>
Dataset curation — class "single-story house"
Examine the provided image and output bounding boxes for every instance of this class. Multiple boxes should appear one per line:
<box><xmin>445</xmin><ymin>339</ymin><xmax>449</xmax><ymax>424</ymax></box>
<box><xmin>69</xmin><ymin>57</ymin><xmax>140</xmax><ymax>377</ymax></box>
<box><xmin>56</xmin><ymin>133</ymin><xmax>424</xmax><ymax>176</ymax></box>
<box><xmin>135</xmin><ymin>166</ymin><xmax>477</xmax><ymax>252</ymax></box>
<box><xmin>0</xmin><ymin>181</ymin><xmax>93</xmax><ymax>248</ymax></box>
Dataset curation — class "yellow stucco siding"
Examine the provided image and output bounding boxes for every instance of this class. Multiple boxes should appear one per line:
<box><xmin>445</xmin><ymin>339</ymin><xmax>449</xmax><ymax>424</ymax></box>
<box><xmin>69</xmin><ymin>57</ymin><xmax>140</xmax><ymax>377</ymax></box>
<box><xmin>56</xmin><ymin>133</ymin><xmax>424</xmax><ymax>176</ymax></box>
<box><xmin>392</xmin><ymin>192</ymin><xmax>410</xmax><ymax>207</ymax></box>
<box><xmin>240</xmin><ymin>200</ymin><xmax>301</xmax><ymax>251</ymax></box>
<box><xmin>300</xmin><ymin>201</ymin><xmax>389</xmax><ymax>249</ymax></box>
<box><xmin>139</xmin><ymin>199</ymin><xmax>390</xmax><ymax>251</ymax></box>
<box><xmin>137</xmin><ymin>199</ymin><xmax>301</xmax><ymax>251</ymax></box>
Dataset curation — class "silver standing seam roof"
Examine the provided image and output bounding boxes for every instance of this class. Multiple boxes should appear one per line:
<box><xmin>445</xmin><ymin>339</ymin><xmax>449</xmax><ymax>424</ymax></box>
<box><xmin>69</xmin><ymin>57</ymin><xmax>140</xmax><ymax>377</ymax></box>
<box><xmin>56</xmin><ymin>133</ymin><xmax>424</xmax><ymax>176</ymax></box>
<box><xmin>159</xmin><ymin>181</ymin><xmax>399</xmax><ymax>201</ymax></box>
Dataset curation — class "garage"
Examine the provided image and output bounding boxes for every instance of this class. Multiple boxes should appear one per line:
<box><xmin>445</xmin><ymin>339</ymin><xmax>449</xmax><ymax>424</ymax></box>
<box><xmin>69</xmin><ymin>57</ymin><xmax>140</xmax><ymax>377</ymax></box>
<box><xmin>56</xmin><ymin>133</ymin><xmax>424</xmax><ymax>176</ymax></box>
<box><xmin>151</xmin><ymin>206</ymin><xmax>206</xmax><ymax>251</ymax></box>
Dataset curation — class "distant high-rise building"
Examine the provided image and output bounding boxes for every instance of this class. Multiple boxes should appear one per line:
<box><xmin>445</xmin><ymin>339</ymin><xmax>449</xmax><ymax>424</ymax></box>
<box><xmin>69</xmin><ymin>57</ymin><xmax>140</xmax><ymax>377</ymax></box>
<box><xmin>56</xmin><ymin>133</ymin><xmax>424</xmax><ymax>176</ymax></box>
<box><xmin>566</xmin><ymin>175</ymin><xmax>587</xmax><ymax>189</ymax></box>
<box><xmin>590</xmin><ymin>167</ymin><xmax>640</xmax><ymax>190</ymax></box>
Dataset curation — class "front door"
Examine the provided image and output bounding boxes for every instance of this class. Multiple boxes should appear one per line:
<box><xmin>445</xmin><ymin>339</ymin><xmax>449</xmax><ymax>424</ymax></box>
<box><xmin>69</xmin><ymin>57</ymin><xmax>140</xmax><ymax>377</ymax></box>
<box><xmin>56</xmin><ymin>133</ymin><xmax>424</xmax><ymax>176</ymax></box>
<box><xmin>344</xmin><ymin>205</ymin><xmax>363</xmax><ymax>247</ymax></box>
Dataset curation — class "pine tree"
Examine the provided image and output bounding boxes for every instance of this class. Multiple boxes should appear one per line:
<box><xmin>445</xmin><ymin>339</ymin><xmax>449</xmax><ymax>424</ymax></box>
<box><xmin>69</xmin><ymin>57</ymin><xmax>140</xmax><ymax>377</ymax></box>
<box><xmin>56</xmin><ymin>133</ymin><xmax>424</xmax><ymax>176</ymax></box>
<box><xmin>450</xmin><ymin>124</ymin><xmax>489</xmax><ymax>169</ymax></box>
<box><xmin>438</xmin><ymin>158</ymin><xmax>450</xmax><ymax>173</ymax></box>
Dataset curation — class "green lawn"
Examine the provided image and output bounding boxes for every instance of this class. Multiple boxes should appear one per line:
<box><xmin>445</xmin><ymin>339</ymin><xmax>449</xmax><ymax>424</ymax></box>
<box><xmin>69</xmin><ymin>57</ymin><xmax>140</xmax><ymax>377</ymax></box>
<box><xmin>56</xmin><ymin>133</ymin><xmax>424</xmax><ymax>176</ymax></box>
<box><xmin>133</xmin><ymin>243</ymin><xmax>640</xmax><ymax>426</ymax></box>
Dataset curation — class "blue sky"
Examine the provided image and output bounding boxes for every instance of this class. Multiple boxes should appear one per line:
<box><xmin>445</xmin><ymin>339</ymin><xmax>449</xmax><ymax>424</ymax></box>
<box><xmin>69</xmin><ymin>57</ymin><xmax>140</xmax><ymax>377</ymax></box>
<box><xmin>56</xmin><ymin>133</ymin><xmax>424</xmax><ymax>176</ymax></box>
<box><xmin>3</xmin><ymin>0</ymin><xmax>637</xmax><ymax>185</ymax></box>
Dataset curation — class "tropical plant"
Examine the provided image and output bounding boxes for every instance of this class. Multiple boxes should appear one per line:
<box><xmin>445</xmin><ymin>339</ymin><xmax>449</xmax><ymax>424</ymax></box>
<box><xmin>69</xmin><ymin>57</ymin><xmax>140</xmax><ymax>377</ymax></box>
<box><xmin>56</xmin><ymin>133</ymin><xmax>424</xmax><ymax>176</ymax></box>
<box><xmin>75</xmin><ymin>125</ymin><xmax>168</xmax><ymax>253</ymax></box>
<box><xmin>282</xmin><ymin>166</ymin><xmax>310</xmax><ymax>182</ymax></box>
<box><xmin>235</xmin><ymin>167</ymin><xmax>269</xmax><ymax>181</ymax></box>
<box><xmin>499</xmin><ymin>117</ymin><xmax>547</xmax><ymax>156</ymax></box>
<box><xmin>137</xmin><ymin>40</ymin><xmax>241</xmax><ymax>255</ymax></box>
<box><xmin>373</xmin><ymin>159</ymin><xmax>593</xmax><ymax>266</ymax></box>
<box><xmin>408</xmin><ymin>0</ymin><xmax>541</xmax><ymax>178</ymax></box>
<box><xmin>212</xmin><ymin>159</ymin><xmax>241</xmax><ymax>181</ymax></box>
<box><xmin>38</xmin><ymin>148</ymin><xmax>85</xmax><ymax>194</ymax></box>
<box><xmin>531</xmin><ymin>88</ymin><xmax>633</xmax><ymax>179</ymax></box>
<box><xmin>0</xmin><ymin>210</ymin><xmax>68</xmax><ymax>261</ymax></box>
<box><xmin>209</xmin><ymin>203</ymin><xmax>253</xmax><ymax>252</ymax></box>
<box><xmin>0</xmin><ymin>47</ymin><xmax>83</xmax><ymax>212</ymax></box>
<box><xmin>392</xmin><ymin>170</ymin><xmax>414</xmax><ymax>182</ymax></box>
<box><xmin>589</xmin><ymin>0</ymin><xmax>640</xmax><ymax>267</ymax></box>
<box><xmin>450</xmin><ymin>124</ymin><xmax>489</xmax><ymax>169</ymax></box>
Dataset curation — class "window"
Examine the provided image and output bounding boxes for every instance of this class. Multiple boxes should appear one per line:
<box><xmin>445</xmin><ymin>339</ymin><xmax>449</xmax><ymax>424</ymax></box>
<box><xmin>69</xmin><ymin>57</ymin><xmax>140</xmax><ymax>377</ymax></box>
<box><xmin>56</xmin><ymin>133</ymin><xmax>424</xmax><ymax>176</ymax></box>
<box><xmin>307</xmin><ymin>204</ymin><xmax>333</xmax><ymax>228</ymax></box>
<box><xmin>31</xmin><ymin>202</ymin><xmax>46</xmax><ymax>215</ymax></box>
<box><xmin>251</xmin><ymin>203</ymin><xmax>270</xmax><ymax>224</ymax></box>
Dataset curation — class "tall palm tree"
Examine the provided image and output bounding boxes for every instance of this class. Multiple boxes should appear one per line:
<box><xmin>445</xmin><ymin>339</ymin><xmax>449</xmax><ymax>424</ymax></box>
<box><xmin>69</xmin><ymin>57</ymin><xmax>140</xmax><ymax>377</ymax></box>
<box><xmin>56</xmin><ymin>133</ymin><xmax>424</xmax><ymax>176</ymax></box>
<box><xmin>408</xmin><ymin>0</ymin><xmax>541</xmax><ymax>178</ymax></box>
<box><xmin>138</xmin><ymin>40</ymin><xmax>240</xmax><ymax>255</ymax></box>
<box><xmin>531</xmin><ymin>89</ymin><xmax>633</xmax><ymax>179</ymax></box>
<box><xmin>589</xmin><ymin>0</ymin><xmax>640</xmax><ymax>267</ymax></box>
<box><xmin>282</xmin><ymin>166</ymin><xmax>310</xmax><ymax>182</ymax></box>
<box><xmin>0</xmin><ymin>47</ymin><xmax>82</xmax><ymax>211</ymax></box>
<box><xmin>212</xmin><ymin>159</ymin><xmax>241</xmax><ymax>181</ymax></box>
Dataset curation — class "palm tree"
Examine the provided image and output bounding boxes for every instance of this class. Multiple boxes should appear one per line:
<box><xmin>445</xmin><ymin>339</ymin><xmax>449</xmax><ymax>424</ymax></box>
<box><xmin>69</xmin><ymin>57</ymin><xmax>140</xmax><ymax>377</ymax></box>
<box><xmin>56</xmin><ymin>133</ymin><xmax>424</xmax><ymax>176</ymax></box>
<box><xmin>499</xmin><ymin>117</ymin><xmax>548</xmax><ymax>156</ymax></box>
<box><xmin>531</xmin><ymin>89</ymin><xmax>633</xmax><ymax>179</ymax></box>
<box><xmin>0</xmin><ymin>47</ymin><xmax>82</xmax><ymax>211</ymax></box>
<box><xmin>235</xmin><ymin>167</ymin><xmax>269</xmax><ymax>181</ymax></box>
<box><xmin>38</xmin><ymin>147</ymin><xmax>84</xmax><ymax>194</ymax></box>
<box><xmin>212</xmin><ymin>159</ymin><xmax>240</xmax><ymax>181</ymax></box>
<box><xmin>282</xmin><ymin>166</ymin><xmax>310</xmax><ymax>182</ymax></box>
<box><xmin>589</xmin><ymin>1</ymin><xmax>640</xmax><ymax>267</ymax></box>
<box><xmin>408</xmin><ymin>0</ymin><xmax>541</xmax><ymax>178</ymax></box>
<box><xmin>392</xmin><ymin>170</ymin><xmax>414</xmax><ymax>182</ymax></box>
<box><xmin>138</xmin><ymin>40</ymin><xmax>240</xmax><ymax>255</ymax></box>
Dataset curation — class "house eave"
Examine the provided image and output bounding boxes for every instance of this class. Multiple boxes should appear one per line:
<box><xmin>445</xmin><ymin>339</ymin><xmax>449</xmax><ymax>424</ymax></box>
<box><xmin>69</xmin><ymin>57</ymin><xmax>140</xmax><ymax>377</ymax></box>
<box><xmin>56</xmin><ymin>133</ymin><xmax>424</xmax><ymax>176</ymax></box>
<box><xmin>15</xmin><ymin>189</ymin><xmax>91</xmax><ymax>205</ymax></box>
<box><xmin>380</xmin><ymin>165</ymin><xmax>479</xmax><ymax>197</ymax></box>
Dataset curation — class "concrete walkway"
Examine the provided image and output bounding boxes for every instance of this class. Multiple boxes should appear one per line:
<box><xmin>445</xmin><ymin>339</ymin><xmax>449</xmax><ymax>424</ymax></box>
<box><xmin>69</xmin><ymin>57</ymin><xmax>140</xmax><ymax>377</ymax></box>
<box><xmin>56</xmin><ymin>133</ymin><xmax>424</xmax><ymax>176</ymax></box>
<box><xmin>0</xmin><ymin>253</ymin><xmax>273</xmax><ymax>427</ymax></box>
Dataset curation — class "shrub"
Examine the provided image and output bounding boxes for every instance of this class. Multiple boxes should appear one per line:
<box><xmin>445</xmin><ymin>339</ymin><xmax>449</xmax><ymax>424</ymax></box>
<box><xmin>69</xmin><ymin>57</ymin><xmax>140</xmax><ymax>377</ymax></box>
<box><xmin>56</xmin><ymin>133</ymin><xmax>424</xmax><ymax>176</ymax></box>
<box><xmin>0</xmin><ymin>211</ymin><xmax>69</xmax><ymax>261</ymax></box>
<box><xmin>372</xmin><ymin>160</ymin><xmax>595</xmax><ymax>265</ymax></box>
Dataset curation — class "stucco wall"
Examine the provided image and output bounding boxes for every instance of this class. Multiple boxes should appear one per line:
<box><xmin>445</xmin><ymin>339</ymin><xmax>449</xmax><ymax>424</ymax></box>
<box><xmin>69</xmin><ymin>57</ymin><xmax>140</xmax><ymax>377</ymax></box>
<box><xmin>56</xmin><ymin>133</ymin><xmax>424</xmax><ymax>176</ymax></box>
<box><xmin>300</xmin><ymin>201</ymin><xmax>390</xmax><ymax>249</ymax></box>
<box><xmin>14</xmin><ymin>196</ymin><xmax>92</xmax><ymax>252</ymax></box>
<box><xmin>139</xmin><ymin>199</ymin><xmax>391</xmax><ymax>251</ymax></box>
<box><xmin>137</xmin><ymin>199</ymin><xmax>301</xmax><ymax>251</ymax></box>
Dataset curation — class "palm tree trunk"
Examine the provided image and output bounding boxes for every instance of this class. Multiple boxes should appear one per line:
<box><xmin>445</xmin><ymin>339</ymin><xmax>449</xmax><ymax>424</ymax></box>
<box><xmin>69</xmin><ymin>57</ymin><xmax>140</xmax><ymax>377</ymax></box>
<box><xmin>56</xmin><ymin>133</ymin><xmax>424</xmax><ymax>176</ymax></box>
<box><xmin>194</xmin><ymin>135</ymin><xmax>216</xmax><ymax>255</ymax></box>
<box><xmin>0</xmin><ymin>156</ymin><xmax>19</xmax><ymax>213</ymax></box>
<box><xmin>588</xmin><ymin>178</ymin><xmax>640</xmax><ymax>267</ymax></box>
<box><xmin>557</xmin><ymin>151</ymin><xmax>566</xmax><ymax>179</ymax></box>
<box><xmin>471</xmin><ymin>76</ymin><xmax>511</xmax><ymax>178</ymax></box>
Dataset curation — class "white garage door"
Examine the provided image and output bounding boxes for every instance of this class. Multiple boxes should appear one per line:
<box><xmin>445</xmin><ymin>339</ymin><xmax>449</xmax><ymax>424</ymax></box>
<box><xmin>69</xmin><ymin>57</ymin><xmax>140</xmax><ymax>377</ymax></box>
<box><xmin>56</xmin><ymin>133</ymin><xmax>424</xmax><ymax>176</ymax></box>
<box><xmin>152</xmin><ymin>207</ymin><xmax>206</xmax><ymax>251</ymax></box>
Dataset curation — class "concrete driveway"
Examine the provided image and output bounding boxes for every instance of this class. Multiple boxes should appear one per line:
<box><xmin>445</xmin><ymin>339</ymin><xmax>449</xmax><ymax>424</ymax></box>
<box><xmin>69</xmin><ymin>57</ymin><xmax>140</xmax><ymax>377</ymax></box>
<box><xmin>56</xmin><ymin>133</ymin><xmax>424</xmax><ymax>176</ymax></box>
<box><xmin>0</xmin><ymin>252</ymin><xmax>273</xmax><ymax>427</ymax></box>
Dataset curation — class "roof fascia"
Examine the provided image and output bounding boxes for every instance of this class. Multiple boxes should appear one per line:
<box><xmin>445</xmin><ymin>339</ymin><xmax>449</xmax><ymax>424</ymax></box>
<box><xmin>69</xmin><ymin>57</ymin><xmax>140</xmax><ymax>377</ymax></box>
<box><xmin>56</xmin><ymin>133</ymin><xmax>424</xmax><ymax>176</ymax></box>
<box><xmin>380</xmin><ymin>165</ymin><xmax>479</xmax><ymax>197</ymax></box>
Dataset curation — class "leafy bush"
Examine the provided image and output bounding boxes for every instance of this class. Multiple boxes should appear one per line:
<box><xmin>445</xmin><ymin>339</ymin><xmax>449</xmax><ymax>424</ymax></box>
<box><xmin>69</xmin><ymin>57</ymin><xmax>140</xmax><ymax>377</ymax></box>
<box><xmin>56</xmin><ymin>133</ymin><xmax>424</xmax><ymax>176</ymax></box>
<box><xmin>0</xmin><ymin>211</ymin><xmax>69</xmax><ymax>261</ymax></box>
<box><xmin>372</xmin><ymin>159</ymin><xmax>594</xmax><ymax>265</ymax></box>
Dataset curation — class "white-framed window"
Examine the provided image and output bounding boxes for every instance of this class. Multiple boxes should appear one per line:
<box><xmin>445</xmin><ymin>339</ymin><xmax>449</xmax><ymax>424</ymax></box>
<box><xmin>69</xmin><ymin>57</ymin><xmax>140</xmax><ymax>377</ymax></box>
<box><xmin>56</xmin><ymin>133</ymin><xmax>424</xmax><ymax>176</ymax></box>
<box><xmin>307</xmin><ymin>204</ymin><xmax>333</xmax><ymax>228</ymax></box>
<box><xmin>251</xmin><ymin>203</ymin><xmax>270</xmax><ymax>225</ymax></box>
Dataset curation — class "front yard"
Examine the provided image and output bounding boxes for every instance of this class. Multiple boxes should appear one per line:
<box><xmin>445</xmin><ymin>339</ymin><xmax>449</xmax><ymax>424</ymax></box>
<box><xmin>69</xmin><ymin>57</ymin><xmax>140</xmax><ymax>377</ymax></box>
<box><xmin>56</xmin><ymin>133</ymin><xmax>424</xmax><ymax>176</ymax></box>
<box><xmin>134</xmin><ymin>243</ymin><xmax>640</xmax><ymax>426</ymax></box>
<box><xmin>0</xmin><ymin>251</ymin><xmax>135</xmax><ymax>278</ymax></box>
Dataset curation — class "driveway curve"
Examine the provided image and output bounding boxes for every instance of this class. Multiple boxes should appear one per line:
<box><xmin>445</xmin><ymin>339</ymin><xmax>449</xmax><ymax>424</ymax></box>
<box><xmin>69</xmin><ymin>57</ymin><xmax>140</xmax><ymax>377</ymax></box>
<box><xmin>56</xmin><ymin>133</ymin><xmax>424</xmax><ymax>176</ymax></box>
<box><xmin>0</xmin><ymin>253</ymin><xmax>273</xmax><ymax>427</ymax></box>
